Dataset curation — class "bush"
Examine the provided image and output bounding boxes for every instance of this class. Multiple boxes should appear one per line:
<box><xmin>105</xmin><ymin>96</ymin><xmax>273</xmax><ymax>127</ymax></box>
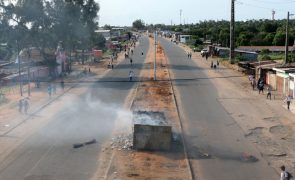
<box><xmin>261</xmin><ymin>49</ymin><xmax>270</xmax><ymax>54</ymax></box>
<box><xmin>261</xmin><ymin>54</ymin><xmax>271</xmax><ymax>60</ymax></box>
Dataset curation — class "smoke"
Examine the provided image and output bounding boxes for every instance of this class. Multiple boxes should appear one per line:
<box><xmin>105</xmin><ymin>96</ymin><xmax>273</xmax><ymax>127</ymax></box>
<box><xmin>38</xmin><ymin>91</ymin><xmax>134</xmax><ymax>146</ymax></box>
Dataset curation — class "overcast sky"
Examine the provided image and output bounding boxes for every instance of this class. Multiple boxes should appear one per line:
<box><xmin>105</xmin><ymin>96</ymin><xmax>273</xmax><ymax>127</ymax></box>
<box><xmin>96</xmin><ymin>0</ymin><xmax>295</xmax><ymax>26</ymax></box>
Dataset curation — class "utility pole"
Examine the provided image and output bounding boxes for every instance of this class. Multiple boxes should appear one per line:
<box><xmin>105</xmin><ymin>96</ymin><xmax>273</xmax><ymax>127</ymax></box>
<box><xmin>230</xmin><ymin>0</ymin><xmax>235</xmax><ymax>64</ymax></box>
<box><xmin>284</xmin><ymin>11</ymin><xmax>294</xmax><ymax>64</ymax></box>
<box><xmin>154</xmin><ymin>31</ymin><xmax>157</xmax><ymax>81</ymax></box>
<box><xmin>180</xmin><ymin>9</ymin><xmax>182</xmax><ymax>25</ymax></box>
<box><xmin>17</xmin><ymin>40</ymin><xmax>23</xmax><ymax>96</ymax></box>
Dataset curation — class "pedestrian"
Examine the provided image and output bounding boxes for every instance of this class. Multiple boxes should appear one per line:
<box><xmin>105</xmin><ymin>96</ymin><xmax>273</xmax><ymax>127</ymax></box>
<box><xmin>23</xmin><ymin>98</ymin><xmax>29</xmax><ymax>114</ymax></box>
<box><xmin>130</xmin><ymin>58</ymin><xmax>133</xmax><ymax>66</ymax></box>
<box><xmin>217</xmin><ymin>60</ymin><xmax>220</xmax><ymax>66</ymax></box>
<box><xmin>211</xmin><ymin>61</ymin><xmax>213</xmax><ymax>68</ymax></box>
<box><xmin>131</xmin><ymin>49</ymin><xmax>134</xmax><ymax>55</ymax></box>
<box><xmin>205</xmin><ymin>53</ymin><xmax>208</xmax><ymax>60</ymax></box>
<box><xmin>266</xmin><ymin>86</ymin><xmax>272</xmax><ymax>100</ymax></box>
<box><xmin>88</xmin><ymin>67</ymin><xmax>91</xmax><ymax>73</ymax></box>
<box><xmin>257</xmin><ymin>78</ymin><xmax>264</xmax><ymax>94</ymax></box>
<box><xmin>18</xmin><ymin>99</ymin><xmax>23</xmax><ymax>113</ymax></box>
<box><xmin>252</xmin><ymin>78</ymin><xmax>256</xmax><ymax>90</ymax></box>
<box><xmin>285</xmin><ymin>95</ymin><xmax>292</xmax><ymax>110</ymax></box>
<box><xmin>48</xmin><ymin>84</ymin><xmax>52</xmax><ymax>98</ymax></box>
<box><xmin>187</xmin><ymin>52</ymin><xmax>190</xmax><ymax>59</ymax></box>
<box><xmin>60</xmin><ymin>80</ymin><xmax>65</xmax><ymax>91</ymax></box>
<box><xmin>129</xmin><ymin>71</ymin><xmax>134</xmax><ymax>81</ymax></box>
<box><xmin>280</xmin><ymin>165</ymin><xmax>292</xmax><ymax>180</ymax></box>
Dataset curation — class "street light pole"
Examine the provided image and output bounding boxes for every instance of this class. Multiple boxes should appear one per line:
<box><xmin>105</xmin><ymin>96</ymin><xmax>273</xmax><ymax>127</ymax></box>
<box><xmin>284</xmin><ymin>12</ymin><xmax>294</xmax><ymax>64</ymax></box>
<box><xmin>230</xmin><ymin>0</ymin><xmax>235</xmax><ymax>64</ymax></box>
<box><xmin>154</xmin><ymin>31</ymin><xmax>157</xmax><ymax>81</ymax></box>
<box><xmin>17</xmin><ymin>40</ymin><xmax>23</xmax><ymax>96</ymax></box>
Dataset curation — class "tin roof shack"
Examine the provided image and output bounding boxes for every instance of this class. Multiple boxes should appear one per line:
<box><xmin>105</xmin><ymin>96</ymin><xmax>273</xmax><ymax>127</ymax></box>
<box><xmin>238</xmin><ymin>61</ymin><xmax>279</xmax><ymax>82</ymax></box>
<box><xmin>95</xmin><ymin>29</ymin><xmax>111</xmax><ymax>41</ymax></box>
<box><xmin>272</xmin><ymin>67</ymin><xmax>295</xmax><ymax>96</ymax></box>
<box><xmin>179</xmin><ymin>35</ymin><xmax>192</xmax><ymax>44</ymax></box>
<box><xmin>238</xmin><ymin>46</ymin><xmax>295</xmax><ymax>53</ymax></box>
<box><xmin>216</xmin><ymin>47</ymin><xmax>258</xmax><ymax>61</ymax></box>
<box><xmin>289</xmin><ymin>73</ymin><xmax>295</xmax><ymax>98</ymax></box>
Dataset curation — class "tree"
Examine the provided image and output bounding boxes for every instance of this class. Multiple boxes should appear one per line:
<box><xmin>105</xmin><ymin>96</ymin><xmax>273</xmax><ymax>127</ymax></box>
<box><xmin>132</xmin><ymin>19</ymin><xmax>145</xmax><ymax>30</ymax></box>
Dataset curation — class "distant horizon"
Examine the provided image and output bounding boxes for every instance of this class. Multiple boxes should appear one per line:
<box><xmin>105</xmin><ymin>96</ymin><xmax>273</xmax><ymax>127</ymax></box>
<box><xmin>97</xmin><ymin>0</ymin><xmax>295</xmax><ymax>27</ymax></box>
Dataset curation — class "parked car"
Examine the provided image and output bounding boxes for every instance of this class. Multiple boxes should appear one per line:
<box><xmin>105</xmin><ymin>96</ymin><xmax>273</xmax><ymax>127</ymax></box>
<box><xmin>201</xmin><ymin>49</ymin><xmax>208</xmax><ymax>56</ymax></box>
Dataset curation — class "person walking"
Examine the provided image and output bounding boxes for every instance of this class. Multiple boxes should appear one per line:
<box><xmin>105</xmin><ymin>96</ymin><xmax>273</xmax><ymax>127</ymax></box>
<box><xmin>205</xmin><ymin>53</ymin><xmax>209</xmax><ymax>60</ymax></box>
<box><xmin>285</xmin><ymin>95</ymin><xmax>292</xmax><ymax>110</ymax></box>
<box><xmin>129</xmin><ymin>71</ymin><xmax>134</xmax><ymax>81</ymax></box>
<box><xmin>130</xmin><ymin>58</ymin><xmax>133</xmax><ymax>67</ymax></box>
<box><xmin>23</xmin><ymin>98</ymin><xmax>29</xmax><ymax>114</ymax></box>
<box><xmin>266</xmin><ymin>86</ymin><xmax>272</xmax><ymax>100</ymax></box>
<box><xmin>280</xmin><ymin>165</ymin><xmax>292</xmax><ymax>180</ymax></box>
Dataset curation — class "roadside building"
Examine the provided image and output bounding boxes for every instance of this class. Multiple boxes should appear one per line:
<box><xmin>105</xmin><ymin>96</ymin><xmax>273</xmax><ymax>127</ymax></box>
<box><xmin>95</xmin><ymin>29</ymin><xmax>111</xmax><ymax>41</ymax></box>
<box><xmin>238</xmin><ymin>46</ymin><xmax>295</xmax><ymax>53</ymax></box>
<box><xmin>215</xmin><ymin>47</ymin><xmax>258</xmax><ymax>61</ymax></box>
<box><xmin>289</xmin><ymin>73</ymin><xmax>295</xmax><ymax>98</ymax></box>
<box><xmin>179</xmin><ymin>35</ymin><xmax>192</xmax><ymax>43</ymax></box>
<box><xmin>272</xmin><ymin>67</ymin><xmax>295</xmax><ymax>96</ymax></box>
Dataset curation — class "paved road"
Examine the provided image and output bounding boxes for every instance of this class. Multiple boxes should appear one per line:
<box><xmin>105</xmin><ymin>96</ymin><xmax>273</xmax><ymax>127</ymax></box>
<box><xmin>0</xmin><ymin>36</ymin><xmax>149</xmax><ymax>180</ymax></box>
<box><xmin>159</xmin><ymin>38</ymin><xmax>278</xmax><ymax>180</ymax></box>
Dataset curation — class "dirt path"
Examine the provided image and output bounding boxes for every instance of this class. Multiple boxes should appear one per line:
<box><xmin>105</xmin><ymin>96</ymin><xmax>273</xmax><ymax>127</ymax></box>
<box><xmin>94</xmin><ymin>36</ymin><xmax>192</xmax><ymax>180</ymax></box>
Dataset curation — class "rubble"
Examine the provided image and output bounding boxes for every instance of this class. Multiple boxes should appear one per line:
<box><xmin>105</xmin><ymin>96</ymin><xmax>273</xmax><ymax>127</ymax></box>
<box><xmin>110</xmin><ymin>134</ymin><xmax>133</xmax><ymax>151</ymax></box>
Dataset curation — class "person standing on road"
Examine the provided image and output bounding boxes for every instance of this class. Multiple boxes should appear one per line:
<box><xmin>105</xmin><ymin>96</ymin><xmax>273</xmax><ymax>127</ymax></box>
<box><xmin>23</xmin><ymin>98</ymin><xmax>29</xmax><ymax>114</ymax></box>
<box><xmin>285</xmin><ymin>95</ymin><xmax>292</xmax><ymax>110</ymax></box>
<box><xmin>205</xmin><ymin>52</ymin><xmax>209</xmax><ymax>60</ymax></box>
<box><xmin>266</xmin><ymin>86</ymin><xmax>272</xmax><ymax>100</ymax></box>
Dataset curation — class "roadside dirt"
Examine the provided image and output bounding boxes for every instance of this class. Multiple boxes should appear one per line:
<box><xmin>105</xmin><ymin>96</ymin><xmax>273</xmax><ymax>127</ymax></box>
<box><xmin>94</xmin><ymin>37</ymin><xmax>192</xmax><ymax>180</ymax></box>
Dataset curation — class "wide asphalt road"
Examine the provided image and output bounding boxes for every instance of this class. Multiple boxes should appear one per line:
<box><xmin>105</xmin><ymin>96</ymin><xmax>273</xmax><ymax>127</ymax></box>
<box><xmin>0</xmin><ymin>36</ymin><xmax>149</xmax><ymax>180</ymax></box>
<box><xmin>159</xmin><ymin>38</ymin><xmax>278</xmax><ymax>180</ymax></box>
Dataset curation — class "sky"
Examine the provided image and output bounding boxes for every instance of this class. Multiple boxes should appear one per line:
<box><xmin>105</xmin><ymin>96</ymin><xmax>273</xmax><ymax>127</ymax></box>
<box><xmin>96</xmin><ymin>0</ymin><xmax>295</xmax><ymax>26</ymax></box>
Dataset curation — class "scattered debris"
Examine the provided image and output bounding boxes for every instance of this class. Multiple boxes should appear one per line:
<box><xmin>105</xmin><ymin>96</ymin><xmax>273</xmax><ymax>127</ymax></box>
<box><xmin>241</xmin><ymin>153</ymin><xmax>259</xmax><ymax>162</ymax></box>
<box><xmin>85</xmin><ymin>139</ymin><xmax>97</xmax><ymax>145</ymax></box>
<box><xmin>73</xmin><ymin>143</ymin><xmax>84</xmax><ymax>149</ymax></box>
<box><xmin>110</xmin><ymin>134</ymin><xmax>133</xmax><ymax>150</ymax></box>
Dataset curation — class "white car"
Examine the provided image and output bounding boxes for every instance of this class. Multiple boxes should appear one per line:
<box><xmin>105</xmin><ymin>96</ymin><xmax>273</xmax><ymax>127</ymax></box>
<box><xmin>200</xmin><ymin>49</ymin><xmax>208</xmax><ymax>56</ymax></box>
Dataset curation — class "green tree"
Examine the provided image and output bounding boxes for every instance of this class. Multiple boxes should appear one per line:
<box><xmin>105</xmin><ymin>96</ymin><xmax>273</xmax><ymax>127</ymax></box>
<box><xmin>132</xmin><ymin>19</ymin><xmax>145</xmax><ymax>30</ymax></box>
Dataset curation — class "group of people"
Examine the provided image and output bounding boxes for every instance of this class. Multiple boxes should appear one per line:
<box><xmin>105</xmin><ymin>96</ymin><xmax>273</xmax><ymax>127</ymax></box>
<box><xmin>249</xmin><ymin>75</ymin><xmax>293</xmax><ymax>110</ymax></box>
<box><xmin>19</xmin><ymin>98</ymin><xmax>29</xmax><ymax>114</ymax></box>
